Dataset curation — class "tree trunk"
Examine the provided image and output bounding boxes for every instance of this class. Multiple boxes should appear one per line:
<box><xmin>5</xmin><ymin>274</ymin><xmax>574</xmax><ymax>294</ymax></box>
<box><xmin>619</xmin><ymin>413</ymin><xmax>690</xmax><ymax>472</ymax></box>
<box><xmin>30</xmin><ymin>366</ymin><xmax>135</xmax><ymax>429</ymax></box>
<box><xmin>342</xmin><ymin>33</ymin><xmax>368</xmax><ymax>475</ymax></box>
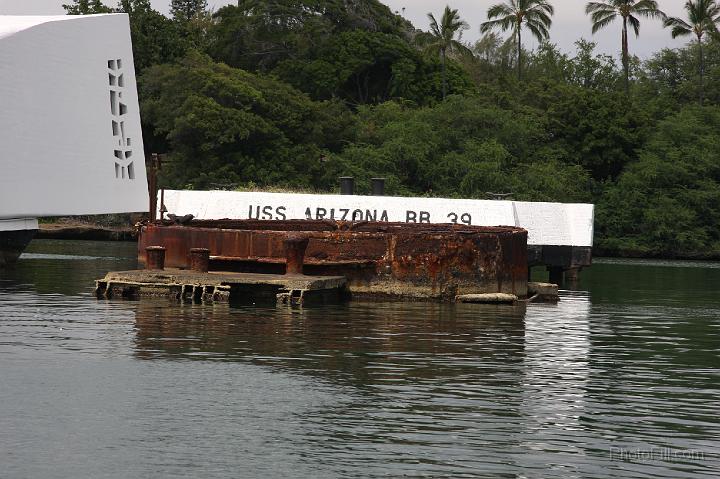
<box><xmin>699</xmin><ymin>34</ymin><xmax>705</xmax><ymax>106</ymax></box>
<box><xmin>441</xmin><ymin>47</ymin><xmax>447</xmax><ymax>100</ymax></box>
<box><xmin>622</xmin><ymin>16</ymin><xmax>629</xmax><ymax>93</ymax></box>
<box><xmin>517</xmin><ymin>24</ymin><xmax>522</xmax><ymax>81</ymax></box>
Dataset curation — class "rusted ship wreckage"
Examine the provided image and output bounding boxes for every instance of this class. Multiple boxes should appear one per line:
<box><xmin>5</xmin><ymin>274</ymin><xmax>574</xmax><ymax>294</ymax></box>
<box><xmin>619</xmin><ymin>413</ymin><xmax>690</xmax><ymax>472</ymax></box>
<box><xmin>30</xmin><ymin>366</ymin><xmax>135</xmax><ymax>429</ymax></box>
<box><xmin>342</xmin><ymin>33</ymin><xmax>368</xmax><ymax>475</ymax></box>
<box><xmin>96</xmin><ymin>219</ymin><xmax>557</xmax><ymax>304</ymax></box>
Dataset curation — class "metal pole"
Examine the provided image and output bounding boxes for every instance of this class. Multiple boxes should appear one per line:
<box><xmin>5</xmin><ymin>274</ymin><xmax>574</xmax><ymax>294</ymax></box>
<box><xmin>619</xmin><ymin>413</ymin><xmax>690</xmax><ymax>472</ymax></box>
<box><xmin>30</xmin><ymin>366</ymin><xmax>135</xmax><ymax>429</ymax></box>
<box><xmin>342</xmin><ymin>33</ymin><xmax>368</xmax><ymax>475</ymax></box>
<box><xmin>147</xmin><ymin>153</ymin><xmax>158</xmax><ymax>221</ymax></box>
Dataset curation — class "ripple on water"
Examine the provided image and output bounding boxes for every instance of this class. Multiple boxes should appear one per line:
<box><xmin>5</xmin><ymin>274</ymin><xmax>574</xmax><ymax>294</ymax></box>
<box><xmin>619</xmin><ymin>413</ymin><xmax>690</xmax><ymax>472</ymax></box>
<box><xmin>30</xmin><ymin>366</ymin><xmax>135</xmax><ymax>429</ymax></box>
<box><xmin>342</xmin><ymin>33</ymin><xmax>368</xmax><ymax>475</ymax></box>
<box><xmin>0</xmin><ymin>240</ymin><xmax>718</xmax><ymax>478</ymax></box>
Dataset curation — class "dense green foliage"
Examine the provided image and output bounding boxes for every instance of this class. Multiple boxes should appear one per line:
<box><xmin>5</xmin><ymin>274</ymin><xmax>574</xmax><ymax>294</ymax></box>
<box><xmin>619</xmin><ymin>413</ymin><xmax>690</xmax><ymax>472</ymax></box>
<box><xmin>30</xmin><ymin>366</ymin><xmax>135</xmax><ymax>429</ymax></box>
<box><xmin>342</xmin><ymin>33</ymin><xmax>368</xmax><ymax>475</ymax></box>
<box><xmin>140</xmin><ymin>52</ymin><xmax>353</xmax><ymax>188</ymax></box>
<box><xmin>169</xmin><ymin>0</ymin><xmax>207</xmax><ymax>22</ymax></box>
<box><xmin>64</xmin><ymin>1</ymin><xmax>720</xmax><ymax>258</ymax></box>
<box><xmin>598</xmin><ymin>107</ymin><xmax>720</xmax><ymax>255</ymax></box>
<box><xmin>62</xmin><ymin>0</ymin><xmax>113</xmax><ymax>14</ymax></box>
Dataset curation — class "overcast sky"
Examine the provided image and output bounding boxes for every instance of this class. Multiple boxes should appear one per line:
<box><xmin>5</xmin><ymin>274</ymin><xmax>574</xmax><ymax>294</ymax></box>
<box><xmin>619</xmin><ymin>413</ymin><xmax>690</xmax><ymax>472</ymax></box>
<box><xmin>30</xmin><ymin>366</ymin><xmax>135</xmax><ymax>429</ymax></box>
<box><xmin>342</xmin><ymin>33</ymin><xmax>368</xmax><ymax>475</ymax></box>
<box><xmin>0</xmin><ymin>0</ymin><xmax>690</xmax><ymax>58</ymax></box>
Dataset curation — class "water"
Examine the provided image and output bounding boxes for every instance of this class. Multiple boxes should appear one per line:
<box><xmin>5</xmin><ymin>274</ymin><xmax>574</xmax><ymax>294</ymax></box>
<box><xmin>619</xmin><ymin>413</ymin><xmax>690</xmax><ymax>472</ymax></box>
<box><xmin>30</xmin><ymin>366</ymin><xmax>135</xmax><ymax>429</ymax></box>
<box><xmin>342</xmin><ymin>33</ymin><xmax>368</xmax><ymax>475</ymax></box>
<box><xmin>0</xmin><ymin>240</ymin><xmax>718</xmax><ymax>478</ymax></box>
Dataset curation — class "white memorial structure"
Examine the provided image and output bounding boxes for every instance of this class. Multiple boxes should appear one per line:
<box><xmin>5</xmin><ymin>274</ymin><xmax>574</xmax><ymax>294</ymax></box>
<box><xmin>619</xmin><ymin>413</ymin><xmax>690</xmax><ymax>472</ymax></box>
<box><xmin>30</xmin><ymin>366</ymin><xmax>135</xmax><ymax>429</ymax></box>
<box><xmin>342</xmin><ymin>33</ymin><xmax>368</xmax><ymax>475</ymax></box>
<box><xmin>158</xmin><ymin>190</ymin><xmax>594</xmax><ymax>248</ymax></box>
<box><xmin>0</xmin><ymin>14</ymin><xmax>148</xmax><ymax>265</ymax></box>
<box><xmin>159</xmin><ymin>190</ymin><xmax>595</xmax><ymax>279</ymax></box>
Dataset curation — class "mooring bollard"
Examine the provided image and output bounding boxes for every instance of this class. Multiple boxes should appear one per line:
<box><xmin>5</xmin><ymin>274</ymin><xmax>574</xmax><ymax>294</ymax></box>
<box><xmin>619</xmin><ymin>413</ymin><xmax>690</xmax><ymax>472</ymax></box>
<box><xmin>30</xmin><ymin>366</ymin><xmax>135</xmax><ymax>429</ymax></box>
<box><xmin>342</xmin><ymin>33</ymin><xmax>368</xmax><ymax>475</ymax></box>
<box><xmin>284</xmin><ymin>234</ymin><xmax>309</xmax><ymax>275</ymax></box>
<box><xmin>146</xmin><ymin>246</ymin><xmax>166</xmax><ymax>270</ymax></box>
<box><xmin>371</xmin><ymin>177</ymin><xmax>385</xmax><ymax>196</ymax></box>
<box><xmin>189</xmin><ymin>248</ymin><xmax>210</xmax><ymax>273</ymax></box>
<box><xmin>339</xmin><ymin>176</ymin><xmax>355</xmax><ymax>195</ymax></box>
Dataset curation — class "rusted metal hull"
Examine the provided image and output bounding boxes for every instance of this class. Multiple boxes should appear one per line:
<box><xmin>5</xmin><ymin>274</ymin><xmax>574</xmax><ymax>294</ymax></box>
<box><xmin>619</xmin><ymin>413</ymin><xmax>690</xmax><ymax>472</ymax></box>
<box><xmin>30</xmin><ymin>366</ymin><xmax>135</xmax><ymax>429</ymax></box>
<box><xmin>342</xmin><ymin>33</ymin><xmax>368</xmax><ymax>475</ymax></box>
<box><xmin>138</xmin><ymin>220</ymin><xmax>528</xmax><ymax>300</ymax></box>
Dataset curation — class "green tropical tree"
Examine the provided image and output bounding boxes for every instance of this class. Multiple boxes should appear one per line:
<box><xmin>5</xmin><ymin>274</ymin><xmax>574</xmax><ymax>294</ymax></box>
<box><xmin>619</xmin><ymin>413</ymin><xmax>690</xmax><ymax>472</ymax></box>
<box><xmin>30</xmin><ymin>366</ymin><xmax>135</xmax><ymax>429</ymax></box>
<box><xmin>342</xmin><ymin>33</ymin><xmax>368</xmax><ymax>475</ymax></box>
<box><xmin>586</xmin><ymin>1</ymin><xmax>665</xmax><ymax>92</ymax></box>
<box><xmin>664</xmin><ymin>0</ymin><xmax>720</xmax><ymax>104</ymax></box>
<box><xmin>62</xmin><ymin>0</ymin><xmax>112</xmax><ymax>14</ymax></box>
<box><xmin>170</xmin><ymin>0</ymin><xmax>208</xmax><ymax>23</ymax></box>
<box><xmin>480</xmin><ymin>0</ymin><xmax>554</xmax><ymax>81</ymax></box>
<box><xmin>425</xmin><ymin>5</ymin><xmax>472</xmax><ymax>99</ymax></box>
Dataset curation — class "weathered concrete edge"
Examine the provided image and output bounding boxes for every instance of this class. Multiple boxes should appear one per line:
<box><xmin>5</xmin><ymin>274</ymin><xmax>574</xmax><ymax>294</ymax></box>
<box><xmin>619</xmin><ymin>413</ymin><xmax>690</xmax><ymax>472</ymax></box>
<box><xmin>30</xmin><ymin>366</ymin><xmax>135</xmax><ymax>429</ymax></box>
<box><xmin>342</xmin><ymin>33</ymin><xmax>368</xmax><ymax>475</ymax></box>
<box><xmin>37</xmin><ymin>225</ymin><xmax>135</xmax><ymax>241</ymax></box>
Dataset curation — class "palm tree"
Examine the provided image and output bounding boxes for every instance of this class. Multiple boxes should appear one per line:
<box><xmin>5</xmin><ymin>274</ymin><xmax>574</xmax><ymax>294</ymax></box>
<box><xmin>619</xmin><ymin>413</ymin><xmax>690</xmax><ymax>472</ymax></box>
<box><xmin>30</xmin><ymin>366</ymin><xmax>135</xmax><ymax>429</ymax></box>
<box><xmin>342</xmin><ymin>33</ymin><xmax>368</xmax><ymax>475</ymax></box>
<box><xmin>586</xmin><ymin>1</ymin><xmax>666</xmax><ymax>93</ymax></box>
<box><xmin>425</xmin><ymin>5</ymin><xmax>472</xmax><ymax>99</ymax></box>
<box><xmin>480</xmin><ymin>0</ymin><xmax>554</xmax><ymax>81</ymax></box>
<box><xmin>665</xmin><ymin>0</ymin><xmax>720</xmax><ymax>105</ymax></box>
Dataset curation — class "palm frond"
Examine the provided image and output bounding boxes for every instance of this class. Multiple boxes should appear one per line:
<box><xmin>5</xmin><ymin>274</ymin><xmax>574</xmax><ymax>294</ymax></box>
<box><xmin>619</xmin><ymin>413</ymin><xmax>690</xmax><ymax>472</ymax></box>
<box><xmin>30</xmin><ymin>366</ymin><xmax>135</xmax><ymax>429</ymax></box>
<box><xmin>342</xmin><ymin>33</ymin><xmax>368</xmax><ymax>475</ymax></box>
<box><xmin>428</xmin><ymin>13</ymin><xmax>440</xmax><ymax>37</ymax></box>
<box><xmin>590</xmin><ymin>11</ymin><xmax>617</xmax><ymax>33</ymax></box>
<box><xmin>633</xmin><ymin>0</ymin><xmax>661</xmax><ymax>11</ymax></box>
<box><xmin>664</xmin><ymin>16</ymin><xmax>692</xmax><ymax>38</ymax></box>
<box><xmin>634</xmin><ymin>8</ymin><xmax>667</xmax><ymax>21</ymax></box>
<box><xmin>487</xmin><ymin>3</ymin><xmax>514</xmax><ymax>19</ymax></box>
<box><xmin>480</xmin><ymin>16</ymin><xmax>515</xmax><ymax>34</ymax></box>
<box><xmin>538</xmin><ymin>1</ymin><xmax>555</xmax><ymax>16</ymax></box>
<box><xmin>591</xmin><ymin>8</ymin><xmax>617</xmax><ymax>24</ymax></box>
<box><xmin>525</xmin><ymin>8</ymin><xmax>552</xmax><ymax>27</ymax></box>
<box><xmin>628</xmin><ymin>14</ymin><xmax>641</xmax><ymax>36</ymax></box>
<box><xmin>586</xmin><ymin>2</ymin><xmax>616</xmax><ymax>15</ymax></box>
<box><xmin>710</xmin><ymin>3</ymin><xmax>720</xmax><ymax>19</ymax></box>
<box><xmin>525</xmin><ymin>18</ymin><xmax>549</xmax><ymax>42</ymax></box>
<box><xmin>673</xmin><ymin>24</ymin><xmax>694</xmax><ymax>38</ymax></box>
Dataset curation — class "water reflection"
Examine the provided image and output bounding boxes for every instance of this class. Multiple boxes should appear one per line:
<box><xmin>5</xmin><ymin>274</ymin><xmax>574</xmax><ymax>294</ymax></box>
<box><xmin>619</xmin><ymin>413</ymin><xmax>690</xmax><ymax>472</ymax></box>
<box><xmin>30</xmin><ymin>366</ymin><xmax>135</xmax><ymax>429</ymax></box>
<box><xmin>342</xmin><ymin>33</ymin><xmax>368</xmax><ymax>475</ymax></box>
<box><xmin>132</xmin><ymin>301</ymin><xmax>528</xmax><ymax>385</ymax></box>
<box><xmin>517</xmin><ymin>292</ymin><xmax>592</xmax><ymax>474</ymax></box>
<box><xmin>1</xmin><ymin>241</ymin><xmax>718</xmax><ymax>478</ymax></box>
<box><xmin>1</xmin><ymin>239</ymin><xmax>137</xmax><ymax>296</ymax></box>
<box><xmin>128</xmin><ymin>301</ymin><xmax>533</xmax><ymax>476</ymax></box>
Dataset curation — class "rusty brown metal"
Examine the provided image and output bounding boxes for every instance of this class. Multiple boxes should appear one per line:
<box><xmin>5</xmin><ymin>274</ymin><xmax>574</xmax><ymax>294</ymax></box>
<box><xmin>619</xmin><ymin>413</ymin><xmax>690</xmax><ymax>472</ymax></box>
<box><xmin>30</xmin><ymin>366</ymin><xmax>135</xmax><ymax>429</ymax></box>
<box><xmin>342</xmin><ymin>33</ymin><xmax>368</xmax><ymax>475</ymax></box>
<box><xmin>189</xmin><ymin>247</ymin><xmax>210</xmax><ymax>273</ymax></box>
<box><xmin>145</xmin><ymin>245</ymin><xmax>166</xmax><ymax>270</ymax></box>
<box><xmin>284</xmin><ymin>234</ymin><xmax>309</xmax><ymax>275</ymax></box>
<box><xmin>138</xmin><ymin>220</ymin><xmax>528</xmax><ymax>299</ymax></box>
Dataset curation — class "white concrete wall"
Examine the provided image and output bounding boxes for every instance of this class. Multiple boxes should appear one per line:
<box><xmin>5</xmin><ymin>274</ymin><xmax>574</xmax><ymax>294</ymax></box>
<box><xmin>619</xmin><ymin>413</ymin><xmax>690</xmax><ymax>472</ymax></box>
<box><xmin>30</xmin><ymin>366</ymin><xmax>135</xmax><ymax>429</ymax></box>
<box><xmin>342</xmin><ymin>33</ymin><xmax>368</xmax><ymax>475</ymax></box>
<box><xmin>0</xmin><ymin>218</ymin><xmax>38</xmax><ymax>232</ymax></box>
<box><xmin>0</xmin><ymin>14</ymin><xmax>148</xmax><ymax>219</ymax></box>
<box><xmin>513</xmin><ymin>201</ymin><xmax>595</xmax><ymax>248</ymax></box>
<box><xmin>158</xmin><ymin>190</ymin><xmax>595</xmax><ymax>247</ymax></box>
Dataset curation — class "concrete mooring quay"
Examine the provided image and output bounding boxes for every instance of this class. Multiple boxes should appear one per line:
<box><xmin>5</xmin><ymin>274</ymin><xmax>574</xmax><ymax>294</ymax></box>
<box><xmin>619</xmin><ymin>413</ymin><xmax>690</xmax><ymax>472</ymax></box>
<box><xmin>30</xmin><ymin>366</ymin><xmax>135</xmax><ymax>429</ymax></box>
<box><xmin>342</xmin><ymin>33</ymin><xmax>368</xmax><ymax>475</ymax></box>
<box><xmin>96</xmin><ymin>269</ymin><xmax>348</xmax><ymax>306</ymax></box>
<box><xmin>96</xmin><ymin>219</ymin><xmax>546</xmax><ymax>304</ymax></box>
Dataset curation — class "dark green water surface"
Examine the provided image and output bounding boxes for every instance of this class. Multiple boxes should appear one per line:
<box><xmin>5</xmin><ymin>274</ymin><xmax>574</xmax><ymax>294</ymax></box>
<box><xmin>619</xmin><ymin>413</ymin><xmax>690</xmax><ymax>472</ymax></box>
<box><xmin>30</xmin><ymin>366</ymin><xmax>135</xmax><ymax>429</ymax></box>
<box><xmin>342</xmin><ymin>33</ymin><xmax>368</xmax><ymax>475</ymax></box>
<box><xmin>0</xmin><ymin>240</ymin><xmax>718</xmax><ymax>478</ymax></box>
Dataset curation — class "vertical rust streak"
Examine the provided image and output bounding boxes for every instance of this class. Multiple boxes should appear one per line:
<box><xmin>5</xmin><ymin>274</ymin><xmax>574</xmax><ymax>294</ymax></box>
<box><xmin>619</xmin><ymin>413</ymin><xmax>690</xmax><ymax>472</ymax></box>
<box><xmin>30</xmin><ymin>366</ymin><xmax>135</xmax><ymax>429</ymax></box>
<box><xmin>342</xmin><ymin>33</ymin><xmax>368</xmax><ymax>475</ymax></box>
<box><xmin>284</xmin><ymin>234</ymin><xmax>309</xmax><ymax>275</ymax></box>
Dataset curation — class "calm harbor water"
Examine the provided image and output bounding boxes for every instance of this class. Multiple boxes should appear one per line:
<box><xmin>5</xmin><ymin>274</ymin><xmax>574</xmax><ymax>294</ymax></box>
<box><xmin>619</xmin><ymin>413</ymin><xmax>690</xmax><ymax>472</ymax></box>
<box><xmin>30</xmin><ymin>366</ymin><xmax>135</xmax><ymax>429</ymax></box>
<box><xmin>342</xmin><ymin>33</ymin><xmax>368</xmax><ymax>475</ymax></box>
<box><xmin>0</xmin><ymin>240</ymin><xmax>718</xmax><ymax>478</ymax></box>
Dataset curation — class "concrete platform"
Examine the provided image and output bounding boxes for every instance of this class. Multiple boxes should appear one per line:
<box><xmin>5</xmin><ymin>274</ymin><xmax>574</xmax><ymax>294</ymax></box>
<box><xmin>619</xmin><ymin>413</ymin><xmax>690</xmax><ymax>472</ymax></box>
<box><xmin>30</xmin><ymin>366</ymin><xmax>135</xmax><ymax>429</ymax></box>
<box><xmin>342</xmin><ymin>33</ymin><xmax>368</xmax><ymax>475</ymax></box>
<box><xmin>95</xmin><ymin>269</ymin><xmax>347</xmax><ymax>305</ymax></box>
